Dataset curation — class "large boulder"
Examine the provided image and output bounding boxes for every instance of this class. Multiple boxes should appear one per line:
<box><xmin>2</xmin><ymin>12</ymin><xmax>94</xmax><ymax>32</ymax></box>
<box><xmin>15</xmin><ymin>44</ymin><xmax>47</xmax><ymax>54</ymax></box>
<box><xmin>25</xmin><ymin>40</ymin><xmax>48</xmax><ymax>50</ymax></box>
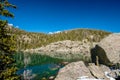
<box><xmin>91</xmin><ymin>33</ymin><xmax>120</xmax><ymax>65</ymax></box>
<box><xmin>55</xmin><ymin>61</ymin><xmax>94</xmax><ymax>80</ymax></box>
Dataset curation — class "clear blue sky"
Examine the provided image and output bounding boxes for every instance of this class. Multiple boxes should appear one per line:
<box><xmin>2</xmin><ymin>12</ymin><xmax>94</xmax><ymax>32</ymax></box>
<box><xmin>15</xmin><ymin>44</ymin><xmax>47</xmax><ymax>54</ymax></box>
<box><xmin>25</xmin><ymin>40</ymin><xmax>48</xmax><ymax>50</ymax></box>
<box><xmin>6</xmin><ymin>0</ymin><xmax>120</xmax><ymax>33</ymax></box>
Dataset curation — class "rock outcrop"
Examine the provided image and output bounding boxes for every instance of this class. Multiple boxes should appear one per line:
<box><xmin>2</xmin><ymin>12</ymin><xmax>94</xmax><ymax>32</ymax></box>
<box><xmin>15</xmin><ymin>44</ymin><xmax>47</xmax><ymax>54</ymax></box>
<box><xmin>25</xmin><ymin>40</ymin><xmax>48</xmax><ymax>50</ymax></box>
<box><xmin>55</xmin><ymin>61</ymin><xmax>118</xmax><ymax>80</ymax></box>
<box><xmin>55</xmin><ymin>61</ymin><xmax>95</xmax><ymax>80</ymax></box>
<box><xmin>25</xmin><ymin>40</ymin><xmax>97</xmax><ymax>59</ymax></box>
<box><xmin>91</xmin><ymin>33</ymin><xmax>120</xmax><ymax>65</ymax></box>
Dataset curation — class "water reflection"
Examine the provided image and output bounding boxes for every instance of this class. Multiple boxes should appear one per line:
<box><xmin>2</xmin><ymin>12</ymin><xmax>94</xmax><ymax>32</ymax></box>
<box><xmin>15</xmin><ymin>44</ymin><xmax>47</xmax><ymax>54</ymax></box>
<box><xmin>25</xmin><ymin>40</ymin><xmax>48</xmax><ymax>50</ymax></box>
<box><xmin>23</xmin><ymin>69</ymin><xmax>36</xmax><ymax>80</ymax></box>
<box><xmin>17</xmin><ymin>64</ymin><xmax>62</xmax><ymax>80</ymax></box>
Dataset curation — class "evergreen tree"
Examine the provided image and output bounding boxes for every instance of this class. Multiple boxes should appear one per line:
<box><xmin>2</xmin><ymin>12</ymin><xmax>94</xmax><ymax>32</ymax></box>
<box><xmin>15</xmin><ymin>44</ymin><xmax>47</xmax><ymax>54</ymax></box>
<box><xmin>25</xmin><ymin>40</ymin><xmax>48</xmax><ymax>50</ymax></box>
<box><xmin>0</xmin><ymin>0</ymin><xmax>19</xmax><ymax>80</ymax></box>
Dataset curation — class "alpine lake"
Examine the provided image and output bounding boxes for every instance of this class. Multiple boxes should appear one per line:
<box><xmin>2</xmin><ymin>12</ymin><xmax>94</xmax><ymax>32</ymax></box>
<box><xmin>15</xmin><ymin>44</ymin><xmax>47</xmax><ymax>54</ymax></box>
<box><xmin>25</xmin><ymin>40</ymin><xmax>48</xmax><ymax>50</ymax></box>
<box><xmin>14</xmin><ymin>52</ymin><xmax>89</xmax><ymax>80</ymax></box>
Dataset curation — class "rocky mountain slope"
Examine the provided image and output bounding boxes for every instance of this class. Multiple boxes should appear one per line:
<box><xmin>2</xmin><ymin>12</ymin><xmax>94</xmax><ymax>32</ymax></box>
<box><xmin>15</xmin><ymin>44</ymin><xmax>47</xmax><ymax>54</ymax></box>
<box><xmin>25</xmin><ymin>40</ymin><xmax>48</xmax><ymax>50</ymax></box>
<box><xmin>25</xmin><ymin>40</ymin><xmax>97</xmax><ymax>60</ymax></box>
<box><xmin>8</xmin><ymin>25</ymin><xmax>111</xmax><ymax>50</ymax></box>
<box><xmin>26</xmin><ymin>33</ymin><xmax>120</xmax><ymax>65</ymax></box>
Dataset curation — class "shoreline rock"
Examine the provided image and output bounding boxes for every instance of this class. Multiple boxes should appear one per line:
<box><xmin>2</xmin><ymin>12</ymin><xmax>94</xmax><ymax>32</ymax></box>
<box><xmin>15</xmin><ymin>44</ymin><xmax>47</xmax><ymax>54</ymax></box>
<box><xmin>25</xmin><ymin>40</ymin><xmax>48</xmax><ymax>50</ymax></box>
<box><xmin>55</xmin><ymin>61</ymin><xmax>95</xmax><ymax>80</ymax></box>
<box><xmin>91</xmin><ymin>33</ymin><xmax>120</xmax><ymax>65</ymax></box>
<box><xmin>55</xmin><ymin>61</ymin><xmax>118</xmax><ymax>80</ymax></box>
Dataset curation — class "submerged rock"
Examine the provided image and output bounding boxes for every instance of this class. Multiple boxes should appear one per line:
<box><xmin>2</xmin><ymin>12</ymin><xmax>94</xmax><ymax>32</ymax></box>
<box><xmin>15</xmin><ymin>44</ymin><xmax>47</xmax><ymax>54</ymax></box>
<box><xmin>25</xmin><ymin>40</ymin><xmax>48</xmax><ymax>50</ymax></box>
<box><xmin>49</xmin><ymin>76</ymin><xmax>55</xmax><ymax>80</ymax></box>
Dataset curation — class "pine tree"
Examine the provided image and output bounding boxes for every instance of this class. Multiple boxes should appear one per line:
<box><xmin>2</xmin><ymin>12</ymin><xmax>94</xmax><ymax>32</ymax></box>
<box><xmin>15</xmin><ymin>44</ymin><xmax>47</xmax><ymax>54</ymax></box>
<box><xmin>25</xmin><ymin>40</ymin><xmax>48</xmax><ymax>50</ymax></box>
<box><xmin>0</xmin><ymin>0</ymin><xmax>19</xmax><ymax>80</ymax></box>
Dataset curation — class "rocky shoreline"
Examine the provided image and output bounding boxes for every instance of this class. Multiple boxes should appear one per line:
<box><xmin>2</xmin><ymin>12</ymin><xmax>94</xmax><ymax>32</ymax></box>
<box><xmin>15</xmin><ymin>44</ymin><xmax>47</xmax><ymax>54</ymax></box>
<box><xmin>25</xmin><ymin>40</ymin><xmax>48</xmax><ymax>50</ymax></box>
<box><xmin>25</xmin><ymin>33</ymin><xmax>120</xmax><ymax>80</ymax></box>
<box><xmin>55</xmin><ymin>61</ymin><xmax>119</xmax><ymax>80</ymax></box>
<box><xmin>25</xmin><ymin>40</ymin><xmax>97</xmax><ymax>59</ymax></box>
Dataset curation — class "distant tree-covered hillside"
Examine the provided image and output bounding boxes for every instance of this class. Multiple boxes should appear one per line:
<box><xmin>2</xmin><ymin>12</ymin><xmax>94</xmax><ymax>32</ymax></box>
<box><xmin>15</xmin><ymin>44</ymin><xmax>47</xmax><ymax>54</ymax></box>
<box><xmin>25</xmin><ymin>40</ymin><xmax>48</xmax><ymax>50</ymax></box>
<box><xmin>7</xmin><ymin>26</ymin><xmax>111</xmax><ymax>50</ymax></box>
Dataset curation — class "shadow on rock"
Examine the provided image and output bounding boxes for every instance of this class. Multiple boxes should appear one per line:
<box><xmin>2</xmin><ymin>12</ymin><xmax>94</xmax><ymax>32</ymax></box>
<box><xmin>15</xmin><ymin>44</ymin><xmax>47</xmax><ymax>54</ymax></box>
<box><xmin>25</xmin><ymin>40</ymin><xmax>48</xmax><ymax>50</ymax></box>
<box><xmin>90</xmin><ymin>45</ymin><xmax>112</xmax><ymax>66</ymax></box>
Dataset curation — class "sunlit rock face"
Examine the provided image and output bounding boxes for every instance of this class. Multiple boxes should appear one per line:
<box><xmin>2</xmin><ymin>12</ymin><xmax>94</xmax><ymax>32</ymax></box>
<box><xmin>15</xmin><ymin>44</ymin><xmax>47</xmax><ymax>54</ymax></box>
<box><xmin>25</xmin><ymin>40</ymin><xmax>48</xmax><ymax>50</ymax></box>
<box><xmin>55</xmin><ymin>61</ymin><xmax>118</xmax><ymax>80</ymax></box>
<box><xmin>55</xmin><ymin>61</ymin><xmax>95</xmax><ymax>80</ymax></box>
<box><xmin>25</xmin><ymin>40</ymin><xmax>97</xmax><ymax>59</ymax></box>
<box><xmin>91</xmin><ymin>33</ymin><xmax>120</xmax><ymax>65</ymax></box>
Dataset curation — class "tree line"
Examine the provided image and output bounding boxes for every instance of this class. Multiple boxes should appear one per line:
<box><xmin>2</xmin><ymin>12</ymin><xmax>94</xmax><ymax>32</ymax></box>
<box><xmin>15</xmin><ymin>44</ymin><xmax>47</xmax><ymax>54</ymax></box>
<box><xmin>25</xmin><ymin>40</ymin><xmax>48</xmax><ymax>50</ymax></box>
<box><xmin>0</xmin><ymin>0</ymin><xmax>19</xmax><ymax>79</ymax></box>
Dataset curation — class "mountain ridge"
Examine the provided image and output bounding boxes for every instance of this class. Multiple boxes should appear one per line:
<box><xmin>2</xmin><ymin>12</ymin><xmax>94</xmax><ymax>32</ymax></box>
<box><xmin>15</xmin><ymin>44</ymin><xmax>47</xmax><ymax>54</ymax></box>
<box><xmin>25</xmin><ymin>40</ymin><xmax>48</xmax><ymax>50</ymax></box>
<box><xmin>7</xmin><ymin>25</ymin><xmax>111</xmax><ymax>50</ymax></box>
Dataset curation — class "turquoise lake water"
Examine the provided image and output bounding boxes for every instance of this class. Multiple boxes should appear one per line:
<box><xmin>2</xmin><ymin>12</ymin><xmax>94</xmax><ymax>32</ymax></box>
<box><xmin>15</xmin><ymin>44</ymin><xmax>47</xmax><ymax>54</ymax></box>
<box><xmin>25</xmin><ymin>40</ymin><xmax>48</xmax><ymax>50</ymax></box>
<box><xmin>17</xmin><ymin>63</ymin><xmax>62</xmax><ymax>80</ymax></box>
